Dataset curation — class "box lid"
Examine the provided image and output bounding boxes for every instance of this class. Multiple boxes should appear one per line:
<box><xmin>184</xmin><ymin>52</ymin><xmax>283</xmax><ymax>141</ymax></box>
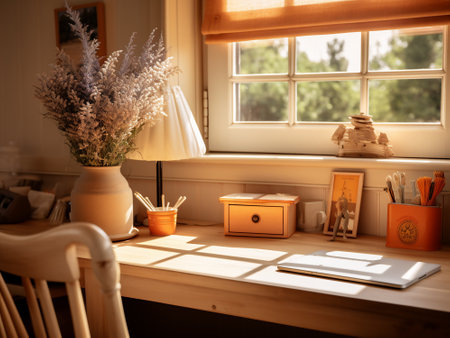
<box><xmin>219</xmin><ymin>193</ymin><xmax>300</xmax><ymax>204</ymax></box>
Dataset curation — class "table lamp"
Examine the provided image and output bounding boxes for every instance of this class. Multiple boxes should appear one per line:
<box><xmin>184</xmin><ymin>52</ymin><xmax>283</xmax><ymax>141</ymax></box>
<box><xmin>129</xmin><ymin>85</ymin><xmax>206</xmax><ymax>207</ymax></box>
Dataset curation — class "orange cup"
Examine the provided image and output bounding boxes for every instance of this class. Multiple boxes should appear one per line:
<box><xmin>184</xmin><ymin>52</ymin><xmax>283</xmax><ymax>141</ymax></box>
<box><xmin>147</xmin><ymin>208</ymin><xmax>177</xmax><ymax>236</ymax></box>
<box><xmin>386</xmin><ymin>203</ymin><xmax>442</xmax><ymax>251</ymax></box>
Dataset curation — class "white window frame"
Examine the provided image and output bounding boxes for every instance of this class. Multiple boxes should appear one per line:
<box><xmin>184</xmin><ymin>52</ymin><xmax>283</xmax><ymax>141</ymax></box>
<box><xmin>207</xmin><ymin>27</ymin><xmax>450</xmax><ymax>158</ymax></box>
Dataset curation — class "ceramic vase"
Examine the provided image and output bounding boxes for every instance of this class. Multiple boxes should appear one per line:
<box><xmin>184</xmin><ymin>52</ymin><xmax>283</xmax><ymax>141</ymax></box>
<box><xmin>70</xmin><ymin>166</ymin><xmax>138</xmax><ymax>241</ymax></box>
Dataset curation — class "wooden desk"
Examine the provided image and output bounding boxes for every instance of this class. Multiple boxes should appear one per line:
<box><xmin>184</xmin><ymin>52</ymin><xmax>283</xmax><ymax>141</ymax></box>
<box><xmin>76</xmin><ymin>224</ymin><xmax>450</xmax><ymax>337</ymax></box>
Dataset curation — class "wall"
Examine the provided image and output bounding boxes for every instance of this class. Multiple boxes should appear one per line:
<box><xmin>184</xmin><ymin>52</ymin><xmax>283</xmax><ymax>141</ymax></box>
<box><xmin>0</xmin><ymin>0</ymin><xmax>162</xmax><ymax>172</ymax></box>
<box><xmin>20</xmin><ymin>155</ymin><xmax>450</xmax><ymax>245</ymax></box>
<box><xmin>1</xmin><ymin>0</ymin><xmax>449</xmax><ymax>244</ymax></box>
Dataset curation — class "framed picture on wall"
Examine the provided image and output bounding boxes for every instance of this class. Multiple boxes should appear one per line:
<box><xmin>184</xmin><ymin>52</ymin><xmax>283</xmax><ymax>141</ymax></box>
<box><xmin>54</xmin><ymin>2</ymin><xmax>106</xmax><ymax>66</ymax></box>
<box><xmin>323</xmin><ymin>172</ymin><xmax>364</xmax><ymax>238</ymax></box>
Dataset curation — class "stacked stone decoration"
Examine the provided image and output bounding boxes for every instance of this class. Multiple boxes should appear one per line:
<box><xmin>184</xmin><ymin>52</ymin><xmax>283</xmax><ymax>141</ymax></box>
<box><xmin>331</xmin><ymin>113</ymin><xmax>393</xmax><ymax>158</ymax></box>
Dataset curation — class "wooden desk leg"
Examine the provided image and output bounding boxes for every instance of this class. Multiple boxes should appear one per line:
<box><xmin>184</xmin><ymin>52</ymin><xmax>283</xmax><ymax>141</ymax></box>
<box><xmin>85</xmin><ymin>268</ymin><xmax>105</xmax><ymax>337</ymax></box>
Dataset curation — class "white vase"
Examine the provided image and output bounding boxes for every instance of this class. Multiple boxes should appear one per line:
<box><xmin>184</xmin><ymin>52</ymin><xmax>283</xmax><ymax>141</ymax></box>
<box><xmin>70</xmin><ymin>166</ymin><xmax>138</xmax><ymax>241</ymax></box>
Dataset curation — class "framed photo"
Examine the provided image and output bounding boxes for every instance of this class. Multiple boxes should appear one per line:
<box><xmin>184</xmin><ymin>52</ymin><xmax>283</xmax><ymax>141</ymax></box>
<box><xmin>54</xmin><ymin>2</ymin><xmax>106</xmax><ymax>66</ymax></box>
<box><xmin>323</xmin><ymin>172</ymin><xmax>364</xmax><ymax>238</ymax></box>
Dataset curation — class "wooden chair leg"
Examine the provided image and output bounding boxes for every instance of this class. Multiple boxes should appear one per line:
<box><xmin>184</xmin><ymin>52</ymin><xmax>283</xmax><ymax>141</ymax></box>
<box><xmin>34</xmin><ymin>280</ymin><xmax>61</xmax><ymax>338</ymax></box>
<box><xmin>22</xmin><ymin>277</ymin><xmax>46</xmax><ymax>338</ymax></box>
<box><xmin>0</xmin><ymin>273</ymin><xmax>28</xmax><ymax>338</ymax></box>
<box><xmin>103</xmin><ymin>290</ymin><xmax>129</xmax><ymax>338</ymax></box>
<box><xmin>65</xmin><ymin>281</ymin><xmax>89</xmax><ymax>338</ymax></box>
<box><xmin>0</xmin><ymin>309</ymin><xmax>8</xmax><ymax>338</ymax></box>
<box><xmin>0</xmin><ymin>292</ymin><xmax>17</xmax><ymax>338</ymax></box>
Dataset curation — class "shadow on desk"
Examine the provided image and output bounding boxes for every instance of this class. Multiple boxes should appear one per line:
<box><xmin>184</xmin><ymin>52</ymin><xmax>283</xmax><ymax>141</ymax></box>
<box><xmin>123</xmin><ymin>298</ymin><xmax>346</xmax><ymax>338</ymax></box>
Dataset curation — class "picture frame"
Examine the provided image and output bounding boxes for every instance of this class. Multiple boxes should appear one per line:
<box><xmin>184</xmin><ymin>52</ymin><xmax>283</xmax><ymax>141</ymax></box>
<box><xmin>54</xmin><ymin>2</ymin><xmax>106</xmax><ymax>65</ymax></box>
<box><xmin>323</xmin><ymin>172</ymin><xmax>364</xmax><ymax>238</ymax></box>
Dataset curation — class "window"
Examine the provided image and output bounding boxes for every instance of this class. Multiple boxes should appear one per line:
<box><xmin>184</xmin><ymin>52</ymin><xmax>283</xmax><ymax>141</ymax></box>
<box><xmin>207</xmin><ymin>26</ymin><xmax>450</xmax><ymax>158</ymax></box>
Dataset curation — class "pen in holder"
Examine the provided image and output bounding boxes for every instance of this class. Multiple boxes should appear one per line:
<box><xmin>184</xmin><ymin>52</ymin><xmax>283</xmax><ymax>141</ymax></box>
<box><xmin>147</xmin><ymin>208</ymin><xmax>177</xmax><ymax>236</ymax></box>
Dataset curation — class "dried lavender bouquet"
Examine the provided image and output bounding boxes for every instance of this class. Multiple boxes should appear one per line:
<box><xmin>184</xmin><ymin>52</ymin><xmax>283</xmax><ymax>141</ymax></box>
<box><xmin>35</xmin><ymin>6</ymin><xmax>176</xmax><ymax>166</ymax></box>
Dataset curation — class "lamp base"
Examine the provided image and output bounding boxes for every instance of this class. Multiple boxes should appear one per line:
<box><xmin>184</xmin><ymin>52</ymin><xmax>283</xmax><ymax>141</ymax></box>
<box><xmin>156</xmin><ymin>160</ymin><xmax>163</xmax><ymax>207</ymax></box>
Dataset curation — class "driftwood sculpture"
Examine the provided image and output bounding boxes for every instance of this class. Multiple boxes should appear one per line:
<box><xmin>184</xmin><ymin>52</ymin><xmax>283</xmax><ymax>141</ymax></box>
<box><xmin>332</xmin><ymin>113</ymin><xmax>393</xmax><ymax>158</ymax></box>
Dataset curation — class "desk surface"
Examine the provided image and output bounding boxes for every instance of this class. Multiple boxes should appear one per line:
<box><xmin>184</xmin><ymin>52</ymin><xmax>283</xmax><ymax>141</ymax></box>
<box><xmin>85</xmin><ymin>224</ymin><xmax>450</xmax><ymax>336</ymax></box>
<box><xmin>2</xmin><ymin>221</ymin><xmax>450</xmax><ymax>336</ymax></box>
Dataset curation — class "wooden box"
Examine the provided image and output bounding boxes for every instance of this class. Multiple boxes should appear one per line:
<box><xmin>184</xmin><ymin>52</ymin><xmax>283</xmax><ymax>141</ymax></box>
<box><xmin>219</xmin><ymin>193</ymin><xmax>300</xmax><ymax>238</ymax></box>
<box><xmin>386</xmin><ymin>203</ymin><xmax>442</xmax><ymax>251</ymax></box>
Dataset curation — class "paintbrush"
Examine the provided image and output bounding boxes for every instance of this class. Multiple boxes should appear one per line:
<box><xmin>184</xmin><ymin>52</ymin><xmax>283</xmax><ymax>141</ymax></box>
<box><xmin>428</xmin><ymin>171</ymin><xmax>446</xmax><ymax>206</ymax></box>
<box><xmin>399</xmin><ymin>172</ymin><xmax>406</xmax><ymax>204</ymax></box>
<box><xmin>385</xmin><ymin>175</ymin><xmax>395</xmax><ymax>203</ymax></box>
<box><xmin>416</xmin><ymin>176</ymin><xmax>432</xmax><ymax>206</ymax></box>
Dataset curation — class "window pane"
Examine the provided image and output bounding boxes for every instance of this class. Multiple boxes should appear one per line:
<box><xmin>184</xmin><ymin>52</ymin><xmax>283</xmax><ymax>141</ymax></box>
<box><xmin>296</xmin><ymin>33</ymin><xmax>361</xmax><ymax>73</ymax></box>
<box><xmin>235</xmin><ymin>39</ymin><xmax>288</xmax><ymax>74</ymax></box>
<box><xmin>235</xmin><ymin>82</ymin><xmax>288</xmax><ymax>122</ymax></box>
<box><xmin>369</xmin><ymin>27</ymin><xmax>443</xmax><ymax>71</ymax></box>
<box><xmin>297</xmin><ymin>80</ymin><xmax>360</xmax><ymax>122</ymax></box>
<box><xmin>369</xmin><ymin>79</ymin><xmax>441</xmax><ymax>122</ymax></box>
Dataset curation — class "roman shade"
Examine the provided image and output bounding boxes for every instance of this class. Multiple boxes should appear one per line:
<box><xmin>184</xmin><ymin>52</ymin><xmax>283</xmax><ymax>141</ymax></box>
<box><xmin>202</xmin><ymin>0</ymin><xmax>450</xmax><ymax>43</ymax></box>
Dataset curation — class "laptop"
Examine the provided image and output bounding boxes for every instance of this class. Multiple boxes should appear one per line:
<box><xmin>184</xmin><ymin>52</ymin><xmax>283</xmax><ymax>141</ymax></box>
<box><xmin>277</xmin><ymin>250</ymin><xmax>440</xmax><ymax>289</ymax></box>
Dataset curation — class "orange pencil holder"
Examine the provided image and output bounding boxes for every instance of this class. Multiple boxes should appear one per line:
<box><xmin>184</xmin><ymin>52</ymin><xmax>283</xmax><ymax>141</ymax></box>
<box><xmin>147</xmin><ymin>208</ymin><xmax>177</xmax><ymax>236</ymax></box>
<box><xmin>386</xmin><ymin>203</ymin><xmax>442</xmax><ymax>251</ymax></box>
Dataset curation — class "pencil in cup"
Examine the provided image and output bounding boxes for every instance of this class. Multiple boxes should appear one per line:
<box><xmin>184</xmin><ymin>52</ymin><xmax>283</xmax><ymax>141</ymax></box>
<box><xmin>134</xmin><ymin>192</ymin><xmax>156</xmax><ymax>211</ymax></box>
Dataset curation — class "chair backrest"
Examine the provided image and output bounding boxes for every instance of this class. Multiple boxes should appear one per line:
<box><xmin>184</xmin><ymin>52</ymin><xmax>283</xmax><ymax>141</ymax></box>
<box><xmin>0</xmin><ymin>222</ymin><xmax>129</xmax><ymax>338</ymax></box>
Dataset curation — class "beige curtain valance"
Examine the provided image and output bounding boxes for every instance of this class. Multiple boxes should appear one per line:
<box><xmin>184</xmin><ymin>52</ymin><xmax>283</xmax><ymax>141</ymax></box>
<box><xmin>202</xmin><ymin>0</ymin><xmax>450</xmax><ymax>43</ymax></box>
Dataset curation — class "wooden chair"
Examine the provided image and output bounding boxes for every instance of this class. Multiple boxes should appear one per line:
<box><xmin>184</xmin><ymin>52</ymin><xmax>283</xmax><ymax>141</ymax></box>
<box><xmin>0</xmin><ymin>222</ymin><xmax>129</xmax><ymax>338</ymax></box>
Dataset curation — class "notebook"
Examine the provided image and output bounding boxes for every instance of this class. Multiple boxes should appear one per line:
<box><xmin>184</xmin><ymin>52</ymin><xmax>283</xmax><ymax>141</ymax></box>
<box><xmin>277</xmin><ymin>250</ymin><xmax>440</xmax><ymax>289</ymax></box>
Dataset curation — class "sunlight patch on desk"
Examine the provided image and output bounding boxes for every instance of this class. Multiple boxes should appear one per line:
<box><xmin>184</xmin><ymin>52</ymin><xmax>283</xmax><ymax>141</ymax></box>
<box><xmin>198</xmin><ymin>246</ymin><xmax>286</xmax><ymax>261</ymax></box>
<box><xmin>246</xmin><ymin>265</ymin><xmax>366</xmax><ymax>295</ymax></box>
<box><xmin>154</xmin><ymin>254</ymin><xmax>261</xmax><ymax>278</ymax></box>
<box><xmin>137</xmin><ymin>235</ymin><xmax>205</xmax><ymax>251</ymax></box>
<box><xmin>114</xmin><ymin>246</ymin><xmax>178</xmax><ymax>265</ymax></box>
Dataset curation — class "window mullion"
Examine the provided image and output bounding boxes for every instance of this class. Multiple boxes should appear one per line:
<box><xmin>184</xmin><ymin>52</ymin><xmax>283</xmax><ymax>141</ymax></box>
<box><xmin>288</xmin><ymin>37</ymin><xmax>296</xmax><ymax>126</ymax></box>
<box><xmin>366</xmin><ymin>69</ymin><xmax>445</xmax><ymax>79</ymax></box>
<box><xmin>230</xmin><ymin>43</ymin><xmax>236</xmax><ymax>77</ymax></box>
<box><xmin>231</xmin><ymin>74</ymin><xmax>290</xmax><ymax>82</ymax></box>
<box><xmin>292</xmin><ymin>73</ymin><xmax>362</xmax><ymax>81</ymax></box>
<box><xmin>229</xmin><ymin>43</ymin><xmax>236</xmax><ymax>124</ymax></box>
<box><xmin>361</xmin><ymin>31</ymin><xmax>369</xmax><ymax>115</ymax></box>
<box><xmin>441</xmin><ymin>25</ymin><xmax>448</xmax><ymax>128</ymax></box>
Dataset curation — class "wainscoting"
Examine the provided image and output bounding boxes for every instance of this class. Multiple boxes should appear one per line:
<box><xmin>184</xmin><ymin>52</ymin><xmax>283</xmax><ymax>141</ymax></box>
<box><xmin>33</xmin><ymin>167</ymin><xmax>450</xmax><ymax>244</ymax></box>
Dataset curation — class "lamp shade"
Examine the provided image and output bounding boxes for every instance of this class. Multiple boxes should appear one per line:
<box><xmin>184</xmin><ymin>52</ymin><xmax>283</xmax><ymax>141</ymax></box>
<box><xmin>129</xmin><ymin>85</ymin><xmax>206</xmax><ymax>161</ymax></box>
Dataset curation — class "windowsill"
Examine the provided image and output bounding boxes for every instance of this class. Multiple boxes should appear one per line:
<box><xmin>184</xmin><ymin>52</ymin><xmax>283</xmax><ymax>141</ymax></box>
<box><xmin>13</xmin><ymin>153</ymin><xmax>450</xmax><ymax>188</ymax></box>
<box><xmin>144</xmin><ymin>152</ymin><xmax>450</xmax><ymax>187</ymax></box>
<box><xmin>184</xmin><ymin>152</ymin><xmax>450</xmax><ymax>170</ymax></box>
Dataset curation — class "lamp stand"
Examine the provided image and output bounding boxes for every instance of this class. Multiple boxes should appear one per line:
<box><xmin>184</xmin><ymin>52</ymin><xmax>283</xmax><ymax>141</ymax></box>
<box><xmin>156</xmin><ymin>161</ymin><xmax>163</xmax><ymax>207</ymax></box>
